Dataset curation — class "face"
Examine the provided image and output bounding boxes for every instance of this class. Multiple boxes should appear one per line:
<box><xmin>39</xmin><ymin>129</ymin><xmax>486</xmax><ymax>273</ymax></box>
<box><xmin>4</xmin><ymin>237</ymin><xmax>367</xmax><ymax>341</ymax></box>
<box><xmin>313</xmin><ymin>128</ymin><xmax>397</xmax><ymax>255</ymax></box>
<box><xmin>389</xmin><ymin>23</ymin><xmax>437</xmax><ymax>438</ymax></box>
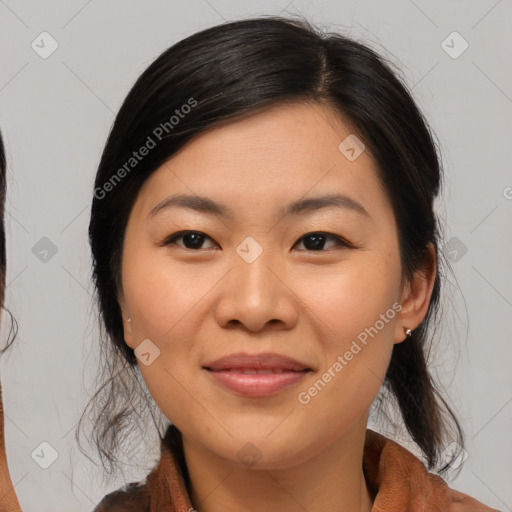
<box><xmin>119</xmin><ymin>101</ymin><xmax>432</xmax><ymax>470</ymax></box>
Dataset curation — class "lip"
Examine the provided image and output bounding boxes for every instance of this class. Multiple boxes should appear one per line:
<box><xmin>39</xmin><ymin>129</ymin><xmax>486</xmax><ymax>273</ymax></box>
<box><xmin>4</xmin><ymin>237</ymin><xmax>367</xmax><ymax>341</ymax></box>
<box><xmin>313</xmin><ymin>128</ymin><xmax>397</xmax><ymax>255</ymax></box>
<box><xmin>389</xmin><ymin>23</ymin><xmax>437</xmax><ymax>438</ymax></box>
<box><xmin>202</xmin><ymin>352</ymin><xmax>312</xmax><ymax>397</ymax></box>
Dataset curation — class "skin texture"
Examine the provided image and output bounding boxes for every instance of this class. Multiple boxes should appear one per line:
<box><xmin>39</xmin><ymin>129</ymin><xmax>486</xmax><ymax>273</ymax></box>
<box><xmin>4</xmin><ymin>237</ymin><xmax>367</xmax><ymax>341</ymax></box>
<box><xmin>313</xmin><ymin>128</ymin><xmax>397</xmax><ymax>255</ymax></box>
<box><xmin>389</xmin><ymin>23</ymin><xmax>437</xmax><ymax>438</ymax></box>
<box><xmin>119</xmin><ymin>101</ymin><xmax>436</xmax><ymax>512</ymax></box>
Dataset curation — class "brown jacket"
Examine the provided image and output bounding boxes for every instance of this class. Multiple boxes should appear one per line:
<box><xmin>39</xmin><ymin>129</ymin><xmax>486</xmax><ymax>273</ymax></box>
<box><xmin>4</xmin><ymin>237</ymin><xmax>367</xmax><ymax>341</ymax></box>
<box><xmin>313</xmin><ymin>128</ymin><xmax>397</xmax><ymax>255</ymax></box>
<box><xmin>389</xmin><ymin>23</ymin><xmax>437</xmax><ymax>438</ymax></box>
<box><xmin>94</xmin><ymin>425</ymin><xmax>498</xmax><ymax>512</ymax></box>
<box><xmin>0</xmin><ymin>382</ymin><xmax>22</xmax><ymax>512</ymax></box>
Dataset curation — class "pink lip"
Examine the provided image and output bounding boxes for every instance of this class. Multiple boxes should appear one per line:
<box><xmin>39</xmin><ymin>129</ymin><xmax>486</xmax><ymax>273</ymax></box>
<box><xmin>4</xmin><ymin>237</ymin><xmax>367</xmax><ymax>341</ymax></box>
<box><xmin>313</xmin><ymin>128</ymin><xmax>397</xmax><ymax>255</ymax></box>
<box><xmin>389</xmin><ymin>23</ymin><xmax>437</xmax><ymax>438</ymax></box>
<box><xmin>202</xmin><ymin>352</ymin><xmax>312</xmax><ymax>397</ymax></box>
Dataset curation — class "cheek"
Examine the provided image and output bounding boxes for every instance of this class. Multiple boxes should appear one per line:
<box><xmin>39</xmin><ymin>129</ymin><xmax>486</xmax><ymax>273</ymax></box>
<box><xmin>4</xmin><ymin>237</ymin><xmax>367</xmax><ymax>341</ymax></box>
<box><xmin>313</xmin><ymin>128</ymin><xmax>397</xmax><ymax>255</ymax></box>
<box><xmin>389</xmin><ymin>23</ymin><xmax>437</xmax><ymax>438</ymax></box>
<box><xmin>294</xmin><ymin>250</ymin><xmax>401</xmax><ymax>349</ymax></box>
<box><xmin>121</xmin><ymin>254</ymin><xmax>218</xmax><ymax>423</ymax></box>
<box><xmin>290</xmin><ymin>251</ymin><xmax>400</xmax><ymax>417</ymax></box>
<box><xmin>294</xmin><ymin>271</ymin><xmax>397</xmax><ymax>444</ymax></box>
<box><xmin>123</xmin><ymin>253</ymin><xmax>217</xmax><ymax>341</ymax></box>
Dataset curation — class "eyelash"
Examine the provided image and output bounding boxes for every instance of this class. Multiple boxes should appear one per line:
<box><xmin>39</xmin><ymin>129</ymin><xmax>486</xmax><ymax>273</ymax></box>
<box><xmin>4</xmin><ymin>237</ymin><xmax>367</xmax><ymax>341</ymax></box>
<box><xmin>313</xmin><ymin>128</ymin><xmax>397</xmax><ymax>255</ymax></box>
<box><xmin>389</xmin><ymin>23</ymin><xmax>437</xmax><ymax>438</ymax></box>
<box><xmin>161</xmin><ymin>230</ymin><xmax>354</xmax><ymax>252</ymax></box>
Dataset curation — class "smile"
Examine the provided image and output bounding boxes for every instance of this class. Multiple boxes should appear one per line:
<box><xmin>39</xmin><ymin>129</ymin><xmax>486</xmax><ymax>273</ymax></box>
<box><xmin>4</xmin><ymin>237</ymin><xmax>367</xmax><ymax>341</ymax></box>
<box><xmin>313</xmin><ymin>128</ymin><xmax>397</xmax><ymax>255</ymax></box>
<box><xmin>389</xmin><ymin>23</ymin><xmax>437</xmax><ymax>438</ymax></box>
<box><xmin>204</xmin><ymin>368</ymin><xmax>311</xmax><ymax>397</ymax></box>
<box><xmin>202</xmin><ymin>352</ymin><xmax>313</xmax><ymax>397</ymax></box>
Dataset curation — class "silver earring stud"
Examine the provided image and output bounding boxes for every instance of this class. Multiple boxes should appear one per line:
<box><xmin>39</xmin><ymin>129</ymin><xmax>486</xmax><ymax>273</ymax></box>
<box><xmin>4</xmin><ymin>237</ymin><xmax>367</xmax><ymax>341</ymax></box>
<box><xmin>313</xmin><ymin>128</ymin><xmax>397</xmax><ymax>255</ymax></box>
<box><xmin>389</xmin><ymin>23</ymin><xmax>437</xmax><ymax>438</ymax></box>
<box><xmin>127</xmin><ymin>318</ymin><xmax>131</xmax><ymax>323</ymax></box>
<box><xmin>405</xmin><ymin>327</ymin><xmax>412</xmax><ymax>337</ymax></box>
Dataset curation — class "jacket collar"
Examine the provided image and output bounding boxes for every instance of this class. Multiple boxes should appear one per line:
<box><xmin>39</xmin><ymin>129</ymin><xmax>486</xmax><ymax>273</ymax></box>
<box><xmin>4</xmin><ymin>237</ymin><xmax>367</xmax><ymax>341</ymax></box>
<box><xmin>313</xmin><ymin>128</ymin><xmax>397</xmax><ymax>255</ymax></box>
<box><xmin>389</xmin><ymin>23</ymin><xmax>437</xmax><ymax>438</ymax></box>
<box><xmin>143</xmin><ymin>425</ymin><xmax>455</xmax><ymax>512</ymax></box>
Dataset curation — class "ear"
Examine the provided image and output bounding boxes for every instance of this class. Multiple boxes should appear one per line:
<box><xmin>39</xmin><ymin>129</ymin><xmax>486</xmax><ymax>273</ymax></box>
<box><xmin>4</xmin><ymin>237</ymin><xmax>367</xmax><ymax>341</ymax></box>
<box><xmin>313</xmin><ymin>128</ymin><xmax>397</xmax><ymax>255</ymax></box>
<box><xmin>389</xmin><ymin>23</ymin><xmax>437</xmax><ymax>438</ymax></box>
<box><xmin>118</xmin><ymin>295</ymin><xmax>135</xmax><ymax>350</ymax></box>
<box><xmin>395</xmin><ymin>242</ymin><xmax>436</xmax><ymax>344</ymax></box>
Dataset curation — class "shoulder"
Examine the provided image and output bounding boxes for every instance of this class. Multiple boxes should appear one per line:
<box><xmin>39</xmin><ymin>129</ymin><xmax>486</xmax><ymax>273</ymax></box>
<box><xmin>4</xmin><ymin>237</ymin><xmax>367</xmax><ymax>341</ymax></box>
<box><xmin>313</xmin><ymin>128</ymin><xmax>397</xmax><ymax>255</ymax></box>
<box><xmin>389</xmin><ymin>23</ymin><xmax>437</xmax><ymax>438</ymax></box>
<box><xmin>92</xmin><ymin>482</ymin><xmax>150</xmax><ymax>512</ymax></box>
<box><xmin>447</xmin><ymin>488</ymin><xmax>501</xmax><ymax>512</ymax></box>
<box><xmin>364</xmin><ymin>430</ymin><xmax>499</xmax><ymax>512</ymax></box>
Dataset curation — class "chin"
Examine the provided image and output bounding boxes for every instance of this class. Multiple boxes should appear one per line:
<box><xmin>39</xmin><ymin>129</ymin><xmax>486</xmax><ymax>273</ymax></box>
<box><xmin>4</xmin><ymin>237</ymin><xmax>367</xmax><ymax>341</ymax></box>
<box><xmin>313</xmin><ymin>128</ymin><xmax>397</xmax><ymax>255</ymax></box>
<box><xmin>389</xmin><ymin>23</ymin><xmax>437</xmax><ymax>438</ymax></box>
<box><xmin>232</xmin><ymin>442</ymin><xmax>316</xmax><ymax>471</ymax></box>
<box><xmin>202</xmin><ymin>427</ymin><xmax>318</xmax><ymax>471</ymax></box>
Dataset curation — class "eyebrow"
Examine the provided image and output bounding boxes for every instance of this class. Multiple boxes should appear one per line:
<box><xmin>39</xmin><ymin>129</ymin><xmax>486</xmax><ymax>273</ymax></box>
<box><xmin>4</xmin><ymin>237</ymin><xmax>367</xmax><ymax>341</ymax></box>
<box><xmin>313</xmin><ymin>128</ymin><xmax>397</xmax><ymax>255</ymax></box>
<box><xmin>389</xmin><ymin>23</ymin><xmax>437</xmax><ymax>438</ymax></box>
<box><xmin>148</xmin><ymin>193</ymin><xmax>370</xmax><ymax>220</ymax></box>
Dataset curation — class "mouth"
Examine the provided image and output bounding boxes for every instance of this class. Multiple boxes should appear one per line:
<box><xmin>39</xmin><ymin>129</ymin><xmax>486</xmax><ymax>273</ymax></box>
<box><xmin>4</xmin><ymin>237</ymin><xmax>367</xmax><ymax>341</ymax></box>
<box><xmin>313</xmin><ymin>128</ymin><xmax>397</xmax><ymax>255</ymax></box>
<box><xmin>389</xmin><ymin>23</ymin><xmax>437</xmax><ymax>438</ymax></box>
<box><xmin>202</xmin><ymin>352</ymin><xmax>313</xmax><ymax>397</ymax></box>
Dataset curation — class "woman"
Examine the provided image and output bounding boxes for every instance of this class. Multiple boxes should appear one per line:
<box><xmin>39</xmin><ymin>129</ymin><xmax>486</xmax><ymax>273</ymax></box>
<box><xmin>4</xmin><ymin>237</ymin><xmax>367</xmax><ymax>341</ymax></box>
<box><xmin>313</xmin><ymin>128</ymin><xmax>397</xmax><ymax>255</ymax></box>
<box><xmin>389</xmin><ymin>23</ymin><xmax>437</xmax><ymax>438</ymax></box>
<box><xmin>83</xmin><ymin>16</ymin><xmax>497</xmax><ymax>511</ymax></box>
<box><xmin>0</xmin><ymin>130</ymin><xmax>22</xmax><ymax>512</ymax></box>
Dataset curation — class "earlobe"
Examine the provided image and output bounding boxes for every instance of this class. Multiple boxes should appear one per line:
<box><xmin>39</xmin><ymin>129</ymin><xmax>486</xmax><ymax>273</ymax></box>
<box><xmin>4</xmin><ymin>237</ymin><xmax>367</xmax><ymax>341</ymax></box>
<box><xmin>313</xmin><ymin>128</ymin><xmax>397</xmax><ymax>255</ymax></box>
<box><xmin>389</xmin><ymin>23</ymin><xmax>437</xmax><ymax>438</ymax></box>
<box><xmin>123</xmin><ymin>316</ymin><xmax>135</xmax><ymax>349</ymax></box>
<box><xmin>395</xmin><ymin>243</ymin><xmax>436</xmax><ymax>344</ymax></box>
<box><xmin>118</xmin><ymin>297</ymin><xmax>135</xmax><ymax>349</ymax></box>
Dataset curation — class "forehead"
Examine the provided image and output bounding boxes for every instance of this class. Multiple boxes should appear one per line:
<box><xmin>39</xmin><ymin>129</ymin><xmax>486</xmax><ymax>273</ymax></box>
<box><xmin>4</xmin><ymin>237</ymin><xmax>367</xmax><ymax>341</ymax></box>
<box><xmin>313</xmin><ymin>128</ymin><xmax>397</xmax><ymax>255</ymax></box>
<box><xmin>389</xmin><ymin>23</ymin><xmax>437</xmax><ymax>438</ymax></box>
<box><xmin>132</xmin><ymin>101</ymin><xmax>391</xmax><ymax>223</ymax></box>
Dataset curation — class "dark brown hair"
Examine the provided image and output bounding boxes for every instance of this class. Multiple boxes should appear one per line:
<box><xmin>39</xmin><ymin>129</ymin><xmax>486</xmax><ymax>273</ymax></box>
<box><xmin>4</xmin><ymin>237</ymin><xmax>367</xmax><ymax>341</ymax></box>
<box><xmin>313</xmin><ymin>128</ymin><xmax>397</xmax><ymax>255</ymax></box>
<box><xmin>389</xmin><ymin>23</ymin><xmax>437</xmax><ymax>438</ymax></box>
<box><xmin>0</xmin><ymin>130</ymin><xmax>17</xmax><ymax>350</ymax></box>
<box><xmin>81</xmin><ymin>15</ymin><xmax>463</xmax><ymax>476</ymax></box>
<box><xmin>0</xmin><ymin>130</ymin><xmax>7</xmax><ymax>307</ymax></box>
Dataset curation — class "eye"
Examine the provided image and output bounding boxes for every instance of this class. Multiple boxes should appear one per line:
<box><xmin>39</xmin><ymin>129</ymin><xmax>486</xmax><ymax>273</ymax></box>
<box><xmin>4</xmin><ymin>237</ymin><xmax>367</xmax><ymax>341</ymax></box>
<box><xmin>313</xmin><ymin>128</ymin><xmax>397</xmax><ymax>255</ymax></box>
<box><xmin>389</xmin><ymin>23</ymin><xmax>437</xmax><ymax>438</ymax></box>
<box><xmin>293</xmin><ymin>232</ymin><xmax>353</xmax><ymax>252</ymax></box>
<box><xmin>162</xmin><ymin>230</ymin><xmax>218</xmax><ymax>250</ymax></box>
<box><xmin>162</xmin><ymin>230</ymin><xmax>353</xmax><ymax>252</ymax></box>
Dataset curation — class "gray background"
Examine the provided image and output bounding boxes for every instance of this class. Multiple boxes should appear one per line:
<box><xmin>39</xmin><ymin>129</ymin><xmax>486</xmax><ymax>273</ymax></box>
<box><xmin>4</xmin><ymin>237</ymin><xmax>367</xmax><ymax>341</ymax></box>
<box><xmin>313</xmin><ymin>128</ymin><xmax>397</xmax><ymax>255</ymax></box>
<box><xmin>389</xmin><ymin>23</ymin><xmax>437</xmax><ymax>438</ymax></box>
<box><xmin>0</xmin><ymin>0</ymin><xmax>511</xmax><ymax>510</ymax></box>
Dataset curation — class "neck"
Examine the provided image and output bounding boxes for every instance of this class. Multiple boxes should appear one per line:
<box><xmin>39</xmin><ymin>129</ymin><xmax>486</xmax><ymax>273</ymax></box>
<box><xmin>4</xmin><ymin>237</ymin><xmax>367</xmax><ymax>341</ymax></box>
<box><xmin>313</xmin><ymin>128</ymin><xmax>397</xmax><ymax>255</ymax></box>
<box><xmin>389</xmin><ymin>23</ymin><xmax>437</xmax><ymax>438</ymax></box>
<box><xmin>181</xmin><ymin>418</ymin><xmax>373</xmax><ymax>512</ymax></box>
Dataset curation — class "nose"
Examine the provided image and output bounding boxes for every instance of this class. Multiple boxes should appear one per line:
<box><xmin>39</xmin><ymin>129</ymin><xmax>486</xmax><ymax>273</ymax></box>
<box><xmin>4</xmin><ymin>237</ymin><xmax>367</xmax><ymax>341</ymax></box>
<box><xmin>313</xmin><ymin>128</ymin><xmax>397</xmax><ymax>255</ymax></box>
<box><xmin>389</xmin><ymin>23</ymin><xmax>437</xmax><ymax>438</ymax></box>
<box><xmin>213</xmin><ymin>246</ymin><xmax>299</xmax><ymax>333</ymax></box>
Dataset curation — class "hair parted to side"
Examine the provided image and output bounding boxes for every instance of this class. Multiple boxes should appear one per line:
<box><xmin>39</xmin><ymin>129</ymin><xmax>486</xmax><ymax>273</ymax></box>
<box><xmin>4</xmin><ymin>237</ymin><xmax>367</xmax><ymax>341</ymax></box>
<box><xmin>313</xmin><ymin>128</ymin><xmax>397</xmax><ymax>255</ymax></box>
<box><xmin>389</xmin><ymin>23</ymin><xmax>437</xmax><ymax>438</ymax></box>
<box><xmin>80</xmin><ymin>15</ymin><xmax>464</xmax><ymax>477</ymax></box>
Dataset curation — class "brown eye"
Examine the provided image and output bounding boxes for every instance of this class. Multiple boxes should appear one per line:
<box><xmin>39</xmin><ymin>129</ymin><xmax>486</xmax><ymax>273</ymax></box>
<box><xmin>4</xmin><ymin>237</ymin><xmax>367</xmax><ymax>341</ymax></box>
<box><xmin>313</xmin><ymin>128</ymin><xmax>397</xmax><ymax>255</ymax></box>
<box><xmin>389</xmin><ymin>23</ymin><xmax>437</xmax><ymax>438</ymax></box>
<box><xmin>294</xmin><ymin>232</ymin><xmax>352</xmax><ymax>251</ymax></box>
<box><xmin>162</xmin><ymin>230</ymin><xmax>352</xmax><ymax>252</ymax></box>
<box><xmin>163</xmin><ymin>230</ymin><xmax>218</xmax><ymax>250</ymax></box>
